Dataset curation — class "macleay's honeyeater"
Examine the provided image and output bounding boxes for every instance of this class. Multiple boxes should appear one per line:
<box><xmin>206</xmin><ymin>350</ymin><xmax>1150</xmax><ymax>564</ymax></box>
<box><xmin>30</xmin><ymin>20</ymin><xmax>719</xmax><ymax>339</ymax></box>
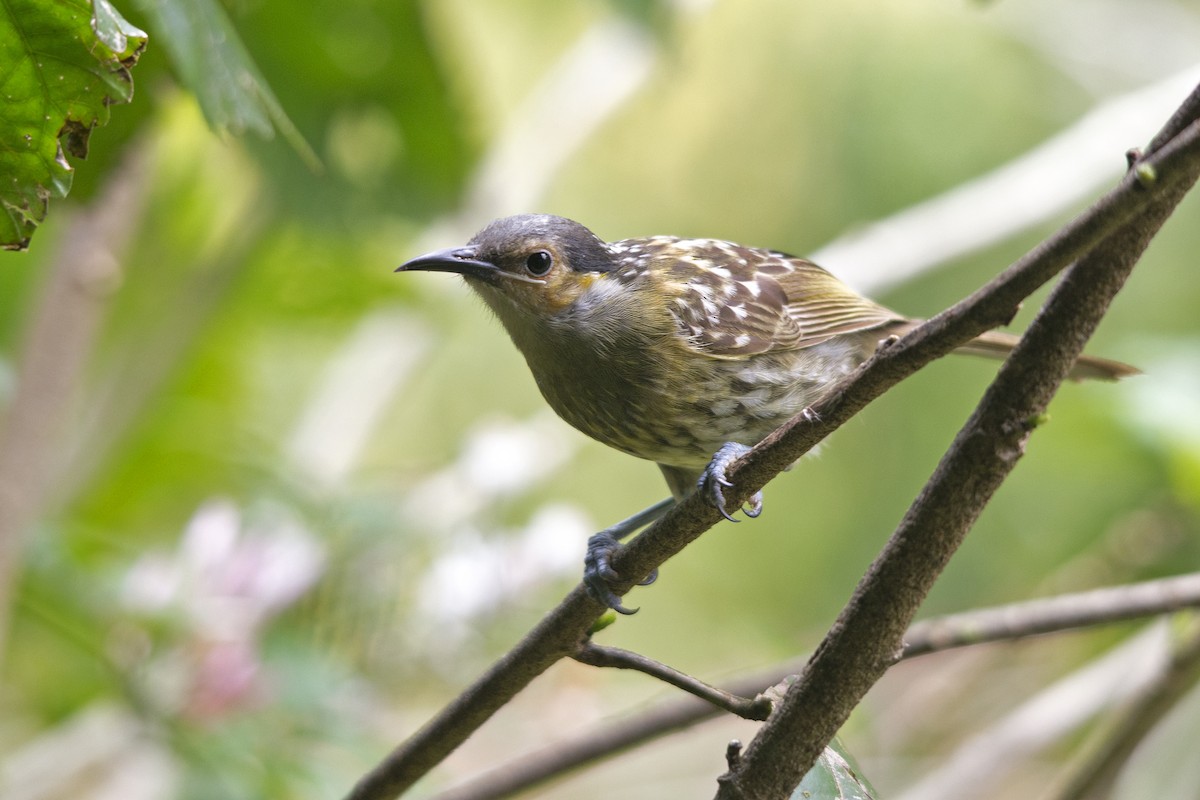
<box><xmin>398</xmin><ymin>214</ymin><xmax>1136</xmax><ymax>612</ymax></box>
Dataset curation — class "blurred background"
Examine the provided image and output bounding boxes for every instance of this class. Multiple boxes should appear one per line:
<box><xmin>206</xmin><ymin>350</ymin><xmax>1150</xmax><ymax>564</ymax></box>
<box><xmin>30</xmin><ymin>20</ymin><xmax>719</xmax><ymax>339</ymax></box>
<box><xmin>2</xmin><ymin>0</ymin><xmax>1199</xmax><ymax>798</ymax></box>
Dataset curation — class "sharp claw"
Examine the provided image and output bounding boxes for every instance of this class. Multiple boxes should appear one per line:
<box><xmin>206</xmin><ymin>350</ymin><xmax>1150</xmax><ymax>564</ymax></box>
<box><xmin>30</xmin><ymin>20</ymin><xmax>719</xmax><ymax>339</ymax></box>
<box><xmin>699</xmin><ymin>442</ymin><xmax>757</xmax><ymax>521</ymax></box>
<box><xmin>639</xmin><ymin>568</ymin><xmax>658</xmax><ymax>587</ymax></box>
<box><xmin>744</xmin><ymin>491</ymin><xmax>764</xmax><ymax>518</ymax></box>
<box><xmin>579</xmin><ymin>498</ymin><xmax>673</xmax><ymax>614</ymax></box>
<box><xmin>708</xmin><ymin>481</ymin><xmax>738</xmax><ymax>522</ymax></box>
<box><xmin>593</xmin><ymin>579</ymin><xmax>638</xmax><ymax>615</ymax></box>
<box><xmin>584</xmin><ymin>531</ymin><xmax>642</xmax><ymax>613</ymax></box>
<box><xmin>588</xmin><ymin>575</ymin><xmax>638</xmax><ymax>614</ymax></box>
<box><xmin>610</xmin><ymin>598</ymin><xmax>639</xmax><ymax>615</ymax></box>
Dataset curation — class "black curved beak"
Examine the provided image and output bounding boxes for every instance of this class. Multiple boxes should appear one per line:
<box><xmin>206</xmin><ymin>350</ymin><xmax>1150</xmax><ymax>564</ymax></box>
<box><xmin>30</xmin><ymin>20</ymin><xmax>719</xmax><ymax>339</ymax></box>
<box><xmin>396</xmin><ymin>246</ymin><xmax>497</xmax><ymax>280</ymax></box>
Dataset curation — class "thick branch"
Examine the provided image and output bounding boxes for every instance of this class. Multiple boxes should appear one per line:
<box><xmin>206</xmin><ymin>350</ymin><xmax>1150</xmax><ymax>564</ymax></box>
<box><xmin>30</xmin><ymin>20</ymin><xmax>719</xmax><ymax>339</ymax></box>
<box><xmin>344</xmin><ymin>96</ymin><xmax>1200</xmax><ymax>800</ymax></box>
<box><xmin>714</xmin><ymin>107</ymin><xmax>1200</xmax><ymax>798</ymax></box>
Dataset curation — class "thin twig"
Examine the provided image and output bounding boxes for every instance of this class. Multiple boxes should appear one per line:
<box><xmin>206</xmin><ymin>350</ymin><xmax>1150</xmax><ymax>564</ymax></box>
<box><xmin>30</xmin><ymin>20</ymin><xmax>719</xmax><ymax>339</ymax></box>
<box><xmin>573</xmin><ymin>641</ymin><xmax>771</xmax><ymax>721</ymax></box>
<box><xmin>903</xmin><ymin>572</ymin><xmax>1200</xmax><ymax>658</ymax></box>
<box><xmin>429</xmin><ymin>572</ymin><xmax>1200</xmax><ymax>800</ymax></box>
<box><xmin>344</xmin><ymin>92</ymin><xmax>1200</xmax><ymax>800</ymax></box>
<box><xmin>714</xmin><ymin>103</ymin><xmax>1200</xmax><ymax>798</ymax></box>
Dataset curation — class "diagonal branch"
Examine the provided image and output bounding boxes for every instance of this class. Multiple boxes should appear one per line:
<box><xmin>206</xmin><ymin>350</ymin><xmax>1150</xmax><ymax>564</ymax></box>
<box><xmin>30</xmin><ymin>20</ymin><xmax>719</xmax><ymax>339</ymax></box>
<box><xmin>713</xmin><ymin>95</ymin><xmax>1200</xmax><ymax>799</ymax></box>
<box><xmin>343</xmin><ymin>92</ymin><xmax>1200</xmax><ymax>800</ymax></box>
<box><xmin>428</xmin><ymin>572</ymin><xmax>1200</xmax><ymax>800</ymax></box>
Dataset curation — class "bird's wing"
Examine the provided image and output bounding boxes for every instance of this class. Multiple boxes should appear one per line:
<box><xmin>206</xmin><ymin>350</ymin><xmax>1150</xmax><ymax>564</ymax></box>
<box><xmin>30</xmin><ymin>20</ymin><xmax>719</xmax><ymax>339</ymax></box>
<box><xmin>774</xmin><ymin>255</ymin><xmax>905</xmax><ymax>347</ymax></box>
<box><xmin>659</xmin><ymin>241</ymin><xmax>902</xmax><ymax>358</ymax></box>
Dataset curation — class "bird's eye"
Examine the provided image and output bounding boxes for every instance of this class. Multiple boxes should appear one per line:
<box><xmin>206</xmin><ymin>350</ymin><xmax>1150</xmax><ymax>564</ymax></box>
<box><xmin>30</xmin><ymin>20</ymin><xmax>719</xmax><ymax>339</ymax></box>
<box><xmin>525</xmin><ymin>250</ymin><xmax>553</xmax><ymax>276</ymax></box>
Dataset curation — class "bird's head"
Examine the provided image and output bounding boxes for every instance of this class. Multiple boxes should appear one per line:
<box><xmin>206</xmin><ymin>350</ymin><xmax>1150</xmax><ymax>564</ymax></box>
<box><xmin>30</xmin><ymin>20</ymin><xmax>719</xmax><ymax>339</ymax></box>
<box><xmin>397</xmin><ymin>214</ymin><xmax>619</xmax><ymax>317</ymax></box>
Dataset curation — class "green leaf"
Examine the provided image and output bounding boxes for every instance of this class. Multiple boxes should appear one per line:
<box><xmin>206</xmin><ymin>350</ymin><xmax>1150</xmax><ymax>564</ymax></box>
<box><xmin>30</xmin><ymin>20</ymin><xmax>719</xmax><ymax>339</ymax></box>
<box><xmin>0</xmin><ymin>0</ymin><xmax>146</xmax><ymax>251</ymax></box>
<box><xmin>791</xmin><ymin>739</ymin><xmax>878</xmax><ymax>800</ymax></box>
<box><xmin>129</xmin><ymin>0</ymin><xmax>320</xmax><ymax>171</ymax></box>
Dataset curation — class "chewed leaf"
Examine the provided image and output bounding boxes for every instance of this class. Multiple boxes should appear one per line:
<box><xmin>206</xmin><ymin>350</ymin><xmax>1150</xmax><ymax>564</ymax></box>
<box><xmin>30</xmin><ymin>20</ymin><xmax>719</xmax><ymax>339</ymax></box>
<box><xmin>0</xmin><ymin>0</ymin><xmax>147</xmax><ymax>251</ymax></box>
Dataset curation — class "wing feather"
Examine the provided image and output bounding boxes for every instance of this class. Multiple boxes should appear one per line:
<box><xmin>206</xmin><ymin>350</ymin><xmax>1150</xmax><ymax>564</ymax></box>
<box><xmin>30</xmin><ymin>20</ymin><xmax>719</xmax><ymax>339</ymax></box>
<box><xmin>776</xmin><ymin>258</ymin><xmax>904</xmax><ymax>346</ymax></box>
<box><xmin>646</xmin><ymin>239</ymin><xmax>904</xmax><ymax>358</ymax></box>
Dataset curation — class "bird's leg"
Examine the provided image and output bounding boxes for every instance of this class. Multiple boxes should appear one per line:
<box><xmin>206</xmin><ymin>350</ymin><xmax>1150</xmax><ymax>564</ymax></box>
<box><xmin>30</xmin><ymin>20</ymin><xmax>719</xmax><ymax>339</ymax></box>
<box><xmin>584</xmin><ymin>497</ymin><xmax>675</xmax><ymax>614</ymax></box>
<box><xmin>698</xmin><ymin>442</ymin><xmax>763</xmax><ymax>522</ymax></box>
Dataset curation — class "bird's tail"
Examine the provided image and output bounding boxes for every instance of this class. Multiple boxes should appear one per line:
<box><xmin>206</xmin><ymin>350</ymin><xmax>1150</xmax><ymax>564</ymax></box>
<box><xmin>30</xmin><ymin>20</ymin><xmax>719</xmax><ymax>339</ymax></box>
<box><xmin>955</xmin><ymin>329</ymin><xmax>1139</xmax><ymax>382</ymax></box>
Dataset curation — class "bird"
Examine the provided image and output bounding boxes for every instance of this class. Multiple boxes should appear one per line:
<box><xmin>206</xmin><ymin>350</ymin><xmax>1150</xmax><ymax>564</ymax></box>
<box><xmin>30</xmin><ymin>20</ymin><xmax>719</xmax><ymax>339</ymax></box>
<box><xmin>397</xmin><ymin>214</ymin><xmax>1137</xmax><ymax>612</ymax></box>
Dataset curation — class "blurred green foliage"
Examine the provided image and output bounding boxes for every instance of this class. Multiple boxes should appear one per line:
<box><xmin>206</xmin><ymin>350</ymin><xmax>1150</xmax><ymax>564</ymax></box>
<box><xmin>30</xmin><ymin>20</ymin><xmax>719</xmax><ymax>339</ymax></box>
<box><xmin>1</xmin><ymin>1</ymin><xmax>1199</xmax><ymax>798</ymax></box>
